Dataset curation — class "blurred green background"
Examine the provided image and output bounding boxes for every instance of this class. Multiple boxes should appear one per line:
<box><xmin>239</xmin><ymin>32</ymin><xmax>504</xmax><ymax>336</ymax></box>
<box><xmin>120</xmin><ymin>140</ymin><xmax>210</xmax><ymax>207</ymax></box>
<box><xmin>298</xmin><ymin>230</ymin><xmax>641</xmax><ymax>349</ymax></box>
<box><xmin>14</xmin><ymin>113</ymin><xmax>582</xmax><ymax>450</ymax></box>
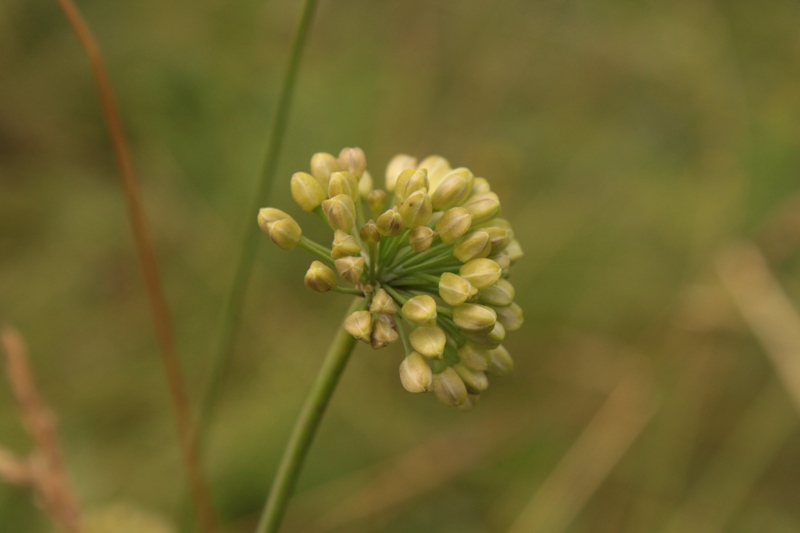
<box><xmin>2</xmin><ymin>0</ymin><xmax>800</xmax><ymax>531</ymax></box>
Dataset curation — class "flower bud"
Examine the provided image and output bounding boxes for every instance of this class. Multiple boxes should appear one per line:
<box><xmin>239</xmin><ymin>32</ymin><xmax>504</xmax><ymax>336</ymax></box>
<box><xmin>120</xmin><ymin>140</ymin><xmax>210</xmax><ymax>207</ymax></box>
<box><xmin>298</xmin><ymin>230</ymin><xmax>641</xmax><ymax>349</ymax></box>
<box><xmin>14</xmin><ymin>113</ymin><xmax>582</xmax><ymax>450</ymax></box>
<box><xmin>268</xmin><ymin>218</ymin><xmax>302</xmax><ymax>250</ymax></box>
<box><xmin>453</xmin><ymin>231</ymin><xmax>492</xmax><ymax>262</ymax></box>
<box><xmin>486</xmin><ymin>344</ymin><xmax>514</xmax><ymax>375</ymax></box>
<box><xmin>321</xmin><ymin>194</ymin><xmax>356</xmax><ymax>233</ymax></box>
<box><xmin>463</xmin><ymin>192</ymin><xmax>500</xmax><ymax>223</ymax></box>
<box><xmin>358</xmin><ymin>170</ymin><xmax>373</xmax><ymax>197</ymax></box>
<box><xmin>431</xmin><ymin>168</ymin><xmax>472</xmax><ymax>209</ymax></box>
<box><xmin>310</xmin><ymin>152</ymin><xmax>340</xmax><ymax>191</ymax></box>
<box><xmin>409</xmin><ymin>226</ymin><xmax>436</xmax><ymax>252</ymax></box>
<box><xmin>304</xmin><ymin>261</ymin><xmax>336</xmax><ymax>292</ymax></box>
<box><xmin>435</xmin><ymin>207</ymin><xmax>472</xmax><ymax>243</ymax></box>
<box><xmin>477</xmin><ymin>279</ymin><xmax>515</xmax><ymax>307</ymax></box>
<box><xmin>457</xmin><ymin>342</ymin><xmax>489</xmax><ymax>371</ymax></box>
<box><xmin>327</xmin><ymin>171</ymin><xmax>359</xmax><ymax>200</ymax></box>
<box><xmin>432</xmin><ymin>367</ymin><xmax>467</xmax><ymax>407</ymax></box>
<box><xmin>367</xmin><ymin>189</ymin><xmax>387</xmax><ymax>216</ymax></box>
<box><xmin>334</xmin><ymin>256</ymin><xmax>365</xmax><ymax>284</ymax></box>
<box><xmin>337</xmin><ymin>147</ymin><xmax>366</xmax><ymax>178</ymax></box>
<box><xmin>402</xmin><ymin>295</ymin><xmax>437</xmax><ymax>325</ymax></box>
<box><xmin>458</xmin><ymin>393</ymin><xmax>481</xmax><ymax>412</ymax></box>
<box><xmin>459</xmin><ymin>258</ymin><xmax>502</xmax><ymax>289</ymax></box>
<box><xmin>290</xmin><ymin>172</ymin><xmax>326</xmax><ymax>212</ymax></box>
<box><xmin>417</xmin><ymin>155</ymin><xmax>451</xmax><ymax>192</ymax></box>
<box><xmin>471</xmin><ymin>177</ymin><xmax>491</xmax><ymax>195</ymax></box>
<box><xmin>376</xmin><ymin>206</ymin><xmax>405</xmax><ymax>237</ymax></box>
<box><xmin>453</xmin><ymin>363</ymin><xmax>489</xmax><ymax>393</ymax></box>
<box><xmin>376</xmin><ymin>312</ymin><xmax>396</xmax><ymax>328</ymax></box>
<box><xmin>438</xmin><ymin>272</ymin><xmax>477</xmax><ymax>306</ymax></box>
<box><xmin>453</xmin><ymin>303</ymin><xmax>497</xmax><ymax>333</ymax></box>
<box><xmin>359</xmin><ymin>220</ymin><xmax>381</xmax><ymax>245</ymax></box>
<box><xmin>463</xmin><ymin>321</ymin><xmax>505</xmax><ymax>348</ymax></box>
<box><xmin>370</xmin><ymin>319</ymin><xmax>398</xmax><ymax>349</ymax></box>
<box><xmin>344</xmin><ymin>310</ymin><xmax>372</xmax><ymax>342</ymax></box>
<box><xmin>505</xmin><ymin>239</ymin><xmax>523</xmax><ymax>264</ymax></box>
<box><xmin>394</xmin><ymin>168</ymin><xmax>428</xmax><ymax>205</ymax></box>
<box><xmin>495</xmin><ymin>302</ymin><xmax>523</xmax><ymax>331</ymax></box>
<box><xmin>399</xmin><ymin>188</ymin><xmax>433</xmax><ymax>228</ymax></box>
<box><xmin>483</xmin><ymin>226</ymin><xmax>511</xmax><ymax>255</ymax></box>
<box><xmin>370</xmin><ymin>288</ymin><xmax>397</xmax><ymax>314</ymax></box>
<box><xmin>399</xmin><ymin>352</ymin><xmax>432</xmax><ymax>393</ymax></box>
<box><xmin>409</xmin><ymin>325</ymin><xmax>446</xmax><ymax>358</ymax></box>
<box><xmin>385</xmin><ymin>154</ymin><xmax>417</xmax><ymax>192</ymax></box>
<box><xmin>257</xmin><ymin>207</ymin><xmax>294</xmax><ymax>234</ymax></box>
<box><xmin>492</xmin><ymin>251</ymin><xmax>511</xmax><ymax>272</ymax></box>
<box><xmin>331</xmin><ymin>229</ymin><xmax>362</xmax><ymax>258</ymax></box>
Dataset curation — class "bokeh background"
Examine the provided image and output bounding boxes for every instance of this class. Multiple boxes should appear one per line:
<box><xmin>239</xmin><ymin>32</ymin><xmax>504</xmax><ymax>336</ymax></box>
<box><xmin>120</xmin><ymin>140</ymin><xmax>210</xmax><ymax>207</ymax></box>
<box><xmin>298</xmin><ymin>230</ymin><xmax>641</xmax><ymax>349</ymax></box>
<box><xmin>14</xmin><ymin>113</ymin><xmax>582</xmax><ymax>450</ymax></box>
<box><xmin>2</xmin><ymin>0</ymin><xmax>800</xmax><ymax>531</ymax></box>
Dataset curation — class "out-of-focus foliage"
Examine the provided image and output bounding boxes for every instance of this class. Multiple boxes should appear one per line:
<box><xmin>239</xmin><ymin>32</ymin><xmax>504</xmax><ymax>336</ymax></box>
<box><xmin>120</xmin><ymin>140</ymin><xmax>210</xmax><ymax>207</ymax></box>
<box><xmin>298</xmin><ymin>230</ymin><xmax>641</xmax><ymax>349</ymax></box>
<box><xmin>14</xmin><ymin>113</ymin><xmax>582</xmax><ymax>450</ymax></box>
<box><xmin>2</xmin><ymin>0</ymin><xmax>800</xmax><ymax>531</ymax></box>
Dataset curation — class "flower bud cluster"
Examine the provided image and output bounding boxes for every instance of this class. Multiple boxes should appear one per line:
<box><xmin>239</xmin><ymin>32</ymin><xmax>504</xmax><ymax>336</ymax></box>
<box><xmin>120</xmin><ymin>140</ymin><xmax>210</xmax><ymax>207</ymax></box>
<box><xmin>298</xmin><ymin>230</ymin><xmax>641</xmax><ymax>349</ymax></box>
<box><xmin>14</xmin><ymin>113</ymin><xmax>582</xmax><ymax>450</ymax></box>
<box><xmin>258</xmin><ymin>148</ymin><xmax>523</xmax><ymax>410</ymax></box>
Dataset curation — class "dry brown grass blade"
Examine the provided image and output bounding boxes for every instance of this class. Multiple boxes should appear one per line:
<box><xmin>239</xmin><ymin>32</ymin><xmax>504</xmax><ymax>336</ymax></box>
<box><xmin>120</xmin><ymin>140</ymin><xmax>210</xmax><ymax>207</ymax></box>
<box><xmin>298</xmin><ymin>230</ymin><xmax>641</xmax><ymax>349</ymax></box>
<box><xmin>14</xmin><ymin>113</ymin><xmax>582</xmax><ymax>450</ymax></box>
<box><xmin>51</xmin><ymin>1</ymin><xmax>217</xmax><ymax>531</ymax></box>
<box><xmin>1</xmin><ymin>327</ymin><xmax>81</xmax><ymax>532</ymax></box>
<box><xmin>506</xmin><ymin>365</ymin><xmax>657</xmax><ymax>533</ymax></box>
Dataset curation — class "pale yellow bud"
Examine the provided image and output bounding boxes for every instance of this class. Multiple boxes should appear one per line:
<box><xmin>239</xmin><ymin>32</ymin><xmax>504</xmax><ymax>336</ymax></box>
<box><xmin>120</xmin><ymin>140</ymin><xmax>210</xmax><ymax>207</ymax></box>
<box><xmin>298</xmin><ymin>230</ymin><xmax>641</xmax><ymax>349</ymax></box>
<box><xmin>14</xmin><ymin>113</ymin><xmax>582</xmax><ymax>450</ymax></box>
<box><xmin>431</xmin><ymin>168</ymin><xmax>472</xmax><ymax>209</ymax></box>
<box><xmin>370</xmin><ymin>319</ymin><xmax>398</xmax><ymax>349</ymax></box>
<box><xmin>321</xmin><ymin>194</ymin><xmax>356</xmax><ymax>232</ymax></box>
<box><xmin>435</xmin><ymin>207</ymin><xmax>472</xmax><ymax>243</ymax></box>
<box><xmin>457</xmin><ymin>342</ymin><xmax>489</xmax><ymax>371</ymax></box>
<box><xmin>370</xmin><ymin>288</ymin><xmax>397</xmax><ymax>314</ymax></box>
<box><xmin>310</xmin><ymin>152</ymin><xmax>340</xmax><ymax>191</ymax></box>
<box><xmin>367</xmin><ymin>189</ymin><xmax>387</xmax><ymax>216</ymax></box>
<box><xmin>334</xmin><ymin>256</ymin><xmax>365</xmax><ymax>284</ymax></box>
<box><xmin>453</xmin><ymin>231</ymin><xmax>492</xmax><ymax>262</ymax></box>
<box><xmin>394</xmin><ymin>168</ymin><xmax>428</xmax><ymax>205</ymax></box>
<box><xmin>401</xmin><ymin>295</ymin><xmax>438</xmax><ymax>325</ymax></box>
<box><xmin>409</xmin><ymin>325</ymin><xmax>446</xmax><ymax>358</ymax></box>
<box><xmin>463</xmin><ymin>192</ymin><xmax>500</xmax><ymax>223</ymax></box>
<box><xmin>304</xmin><ymin>261</ymin><xmax>336</xmax><ymax>292</ymax></box>
<box><xmin>337</xmin><ymin>147</ymin><xmax>366</xmax><ymax>178</ymax></box>
<box><xmin>358</xmin><ymin>170</ymin><xmax>373</xmax><ymax>197</ymax></box>
<box><xmin>432</xmin><ymin>367</ymin><xmax>467</xmax><ymax>407</ymax></box>
<box><xmin>257</xmin><ymin>207</ymin><xmax>294</xmax><ymax>234</ymax></box>
<box><xmin>505</xmin><ymin>239</ymin><xmax>523</xmax><ymax>264</ymax></box>
<box><xmin>399</xmin><ymin>188</ymin><xmax>433</xmax><ymax>228</ymax></box>
<box><xmin>453</xmin><ymin>363</ymin><xmax>489</xmax><ymax>393</ymax></box>
<box><xmin>290</xmin><ymin>172</ymin><xmax>326</xmax><ymax>211</ymax></box>
<box><xmin>483</xmin><ymin>226</ymin><xmax>511</xmax><ymax>255</ymax></box>
<box><xmin>459</xmin><ymin>258</ymin><xmax>502</xmax><ymax>289</ymax></box>
<box><xmin>331</xmin><ymin>229</ymin><xmax>362</xmax><ymax>258</ymax></box>
<box><xmin>492</xmin><ymin>251</ymin><xmax>511</xmax><ymax>272</ymax></box>
<box><xmin>458</xmin><ymin>393</ymin><xmax>481</xmax><ymax>412</ymax></box>
<box><xmin>477</xmin><ymin>279</ymin><xmax>515</xmax><ymax>307</ymax></box>
<box><xmin>359</xmin><ymin>220</ymin><xmax>381</xmax><ymax>244</ymax></box>
<box><xmin>376</xmin><ymin>206</ymin><xmax>405</xmax><ymax>237</ymax></box>
<box><xmin>344</xmin><ymin>310</ymin><xmax>372</xmax><ymax>342</ymax></box>
<box><xmin>486</xmin><ymin>345</ymin><xmax>514</xmax><ymax>375</ymax></box>
<box><xmin>463</xmin><ymin>321</ymin><xmax>505</xmax><ymax>349</ymax></box>
<box><xmin>417</xmin><ymin>155</ymin><xmax>451</xmax><ymax>192</ymax></box>
<box><xmin>385</xmin><ymin>154</ymin><xmax>417</xmax><ymax>192</ymax></box>
<box><xmin>268</xmin><ymin>218</ymin><xmax>302</xmax><ymax>250</ymax></box>
<box><xmin>409</xmin><ymin>226</ymin><xmax>436</xmax><ymax>252</ymax></box>
<box><xmin>399</xmin><ymin>352</ymin><xmax>432</xmax><ymax>393</ymax></box>
<box><xmin>438</xmin><ymin>272</ymin><xmax>477</xmax><ymax>306</ymax></box>
<box><xmin>453</xmin><ymin>303</ymin><xmax>497</xmax><ymax>333</ymax></box>
<box><xmin>495</xmin><ymin>302</ymin><xmax>523</xmax><ymax>331</ymax></box>
<box><xmin>471</xmin><ymin>177</ymin><xmax>491</xmax><ymax>195</ymax></box>
<box><xmin>327</xmin><ymin>171</ymin><xmax>359</xmax><ymax>200</ymax></box>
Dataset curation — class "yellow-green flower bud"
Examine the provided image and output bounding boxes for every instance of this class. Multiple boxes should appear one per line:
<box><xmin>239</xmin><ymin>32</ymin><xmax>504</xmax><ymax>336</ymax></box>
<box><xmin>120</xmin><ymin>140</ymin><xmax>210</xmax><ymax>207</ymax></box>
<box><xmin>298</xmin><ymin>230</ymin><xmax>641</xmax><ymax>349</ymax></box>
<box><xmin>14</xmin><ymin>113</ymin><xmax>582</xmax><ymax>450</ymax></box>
<box><xmin>409</xmin><ymin>325</ymin><xmax>446</xmax><ymax>358</ymax></box>
<box><xmin>310</xmin><ymin>152</ymin><xmax>340</xmax><ymax>191</ymax></box>
<box><xmin>453</xmin><ymin>363</ymin><xmax>489</xmax><ymax>393</ymax></box>
<box><xmin>492</xmin><ymin>251</ymin><xmax>511</xmax><ymax>272</ymax></box>
<box><xmin>457</xmin><ymin>342</ymin><xmax>489</xmax><ymax>371</ymax></box>
<box><xmin>304</xmin><ymin>260</ymin><xmax>336</xmax><ymax>292</ymax></box>
<box><xmin>331</xmin><ymin>229</ymin><xmax>362</xmax><ymax>258</ymax></box>
<box><xmin>359</xmin><ymin>220</ymin><xmax>380</xmax><ymax>245</ymax></box>
<box><xmin>399</xmin><ymin>352</ymin><xmax>432</xmax><ymax>393</ymax></box>
<box><xmin>370</xmin><ymin>319</ymin><xmax>398</xmax><ymax>350</ymax></box>
<box><xmin>337</xmin><ymin>147</ymin><xmax>366</xmax><ymax>178</ymax></box>
<box><xmin>477</xmin><ymin>279</ymin><xmax>515</xmax><ymax>307</ymax></box>
<box><xmin>334</xmin><ymin>256</ymin><xmax>365</xmax><ymax>284</ymax></box>
<box><xmin>483</xmin><ymin>226</ymin><xmax>511</xmax><ymax>255</ymax></box>
<box><xmin>453</xmin><ymin>231</ymin><xmax>492</xmax><ymax>262</ymax></box>
<box><xmin>505</xmin><ymin>239</ymin><xmax>523</xmax><ymax>264</ymax></box>
<box><xmin>417</xmin><ymin>155</ymin><xmax>451</xmax><ymax>192</ymax></box>
<box><xmin>459</xmin><ymin>258</ymin><xmax>502</xmax><ymax>289</ymax></box>
<box><xmin>495</xmin><ymin>302</ymin><xmax>523</xmax><ymax>331</ymax></box>
<box><xmin>327</xmin><ymin>171</ymin><xmax>359</xmax><ymax>200</ymax></box>
<box><xmin>376</xmin><ymin>206</ymin><xmax>405</xmax><ymax>237</ymax></box>
<box><xmin>321</xmin><ymin>194</ymin><xmax>356</xmax><ymax>233</ymax></box>
<box><xmin>290</xmin><ymin>172</ymin><xmax>326</xmax><ymax>212</ymax></box>
<box><xmin>431</xmin><ymin>168</ymin><xmax>473</xmax><ymax>209</ymax></box>
<box><xmin>409</xmin><ymin>226</ymin><xmax>436</xmax><ymax>252</ymax></box>
<box><xmin>402</xmin><ymin>295</ymin><xmax>437</xmax><ymax>325</ymax></box>
<box><xmin>394</xmin><ymin>168</ymin><xmax>428</xmax><ymax>205</ymax></box>
<box><xmin>268</xmin><ymin>218</ymin><xmax>302</xmax><ymax>250</ymax></box>
<box><xmin>453</xmin><ymin>303</ymin><xmax>497</xmax><ymax>333</ymax></box>
<box><xmin>463</xmin><ymin>192</ymin><xmax>500</xmax><ymax>223</ymax></box>
<box><xmin>471</xmin><ymin>177</ymin><xmax>491</xmax><ymax>195</ymax></box>
<box><xmin>257</xmin><ymin>207</ymin><xmax>294</xmax><ymax>234</ymax></box>
<box><xmin>344</xmin><ymin>310</ymin><xmax>372</xmax><ymax>342</ymax></box>
<box><xmin>399</xmin><ymin>188</ymin><xmax>433</xmax><ymax>228</ymax></box>
<box><xmin>463</xmin><ymin>321</ymin><xmax>505</xmax><ymax>348</ymax></box>
<box><xmin>358</xmin><ymin>170</ymin><xmax>373</xmax><ymax>197</ymax></box>
<box><xmin>486</xmin><ymin>344</ymin><xmax>514</xmax><ymax>375</ymax></box>
<box><xmin>367</xmin><ymin>189</ymin><xmax>387</xmax><ymax>217</ymax></box>
<box><xmin>438</xmin><ymin>272</ymin><xmax>477</xmax><ymax>306</ymax></box>
<box><xmin>432</xmin><ymin>367</ymin><xmax>467</xmax><ymax>407</ymax></box>
<box><xmin>458</xmin><ymin>393</ymin><xmax>481</xmax><ymax>412</ymax></box>
<box><xmin>370</xmin><ymin>288</ymin><xmax>397</xmax><ymax>314</ymax></box>
<box><xmin>385</xmin><ymin>154</ymin><xmax>417</xmax><ymax>192</ymax></box>
<box><xmin>435</xmin><ymin>207</ymin><xmax>472</xmax><ymax>243</ymax></box>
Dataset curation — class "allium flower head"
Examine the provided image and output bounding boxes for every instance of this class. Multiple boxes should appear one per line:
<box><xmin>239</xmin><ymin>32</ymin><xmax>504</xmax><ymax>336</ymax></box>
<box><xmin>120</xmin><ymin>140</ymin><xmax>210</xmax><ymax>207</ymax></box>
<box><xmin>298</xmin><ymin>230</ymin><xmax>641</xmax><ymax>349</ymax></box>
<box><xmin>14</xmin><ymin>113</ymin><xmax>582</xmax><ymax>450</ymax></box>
<box><xmin>258</xmin><ymin>148</ymin><xmax>523</xmax><ymax>409</ymax></box>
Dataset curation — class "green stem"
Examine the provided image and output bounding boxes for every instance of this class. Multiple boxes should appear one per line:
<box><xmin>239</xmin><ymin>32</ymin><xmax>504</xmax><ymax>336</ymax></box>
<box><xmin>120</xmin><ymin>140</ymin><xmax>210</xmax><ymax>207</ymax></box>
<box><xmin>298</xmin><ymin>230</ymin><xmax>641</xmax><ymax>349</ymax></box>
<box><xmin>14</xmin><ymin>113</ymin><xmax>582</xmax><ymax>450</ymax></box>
<box><xmin>255</xmin><ymin>297</ymin><xmax>363</xmax><ymax>533</ymax></box>
<box><xmin>298</xmin><ymin>237</ymin><xmax>334</xmax><ymax>265</ymax></box>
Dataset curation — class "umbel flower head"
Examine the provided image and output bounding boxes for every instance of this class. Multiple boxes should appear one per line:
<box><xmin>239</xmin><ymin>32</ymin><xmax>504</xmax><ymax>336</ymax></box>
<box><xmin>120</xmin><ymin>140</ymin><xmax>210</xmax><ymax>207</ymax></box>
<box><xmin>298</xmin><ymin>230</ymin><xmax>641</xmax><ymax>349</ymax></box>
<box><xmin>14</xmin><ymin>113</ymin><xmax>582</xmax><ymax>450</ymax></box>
<box><xmin>258</xmin><ymin>148</ymin><xmax>523</xmax><ymax>410</ymax></box>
